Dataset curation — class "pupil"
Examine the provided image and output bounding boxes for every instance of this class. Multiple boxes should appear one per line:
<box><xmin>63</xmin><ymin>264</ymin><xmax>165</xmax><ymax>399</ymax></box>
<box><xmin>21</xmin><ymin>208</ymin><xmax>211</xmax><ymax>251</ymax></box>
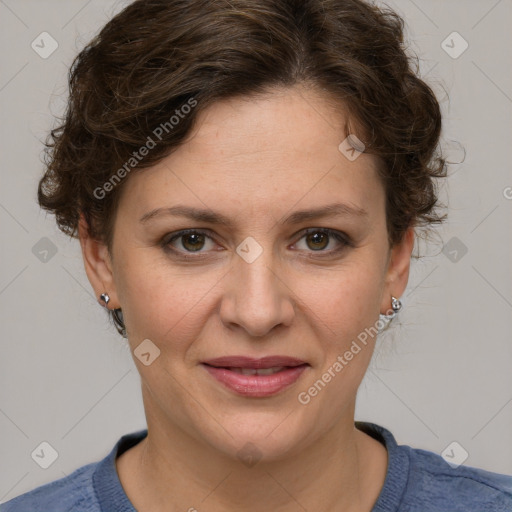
<box><xmin>308</xmin><ymin>232</ymin><xmax>328</xmax><ymax>250</ymax></box>
<box><xmin>184</xmin><ymin>233</ymin><xmax>204</xmax><ymax>251</ymax></box>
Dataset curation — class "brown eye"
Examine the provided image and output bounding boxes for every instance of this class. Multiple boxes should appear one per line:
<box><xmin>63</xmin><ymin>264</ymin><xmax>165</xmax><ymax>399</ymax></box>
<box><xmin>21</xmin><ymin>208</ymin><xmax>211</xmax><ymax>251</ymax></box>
<box><xmin>305</xmin><ymin>231</ymin><xmax>330</xmax><ymax>251</ymax></box>
<box><xmin>295</xmin><ymin>228</ymin><xmax>351</xmax><ymax>255</ymax></box>
<box><xmin>162</xmin><ymin>227</ymin><xmax>352</xmax><ymax>261</ymax></box>
<box><xmin>181</xmin><ymin>232</ymin><xmax>206</xmax><ymax>252</ymax></box>
<box><xmin>163</xmin><ymin>229</ymin><xmax>216</xmax><ymax>255</ymax></box>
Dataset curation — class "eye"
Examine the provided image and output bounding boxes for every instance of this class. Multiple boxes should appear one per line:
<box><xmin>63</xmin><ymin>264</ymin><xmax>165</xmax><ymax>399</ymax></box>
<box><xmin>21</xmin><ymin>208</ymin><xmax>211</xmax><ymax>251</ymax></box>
<box><xmin>293</xmin><ymin>228</ymin><xmax>352</xmax><ymax>255</ymax></box>
<box><xmin>161</xmin><ymin>227</ymin><xmax>352</xmax><ymax>259</ymax></box>
<box><xmin>163</xmin><ymin>229</ymin><xmax>216</xmax><ymax>254</ymax></box>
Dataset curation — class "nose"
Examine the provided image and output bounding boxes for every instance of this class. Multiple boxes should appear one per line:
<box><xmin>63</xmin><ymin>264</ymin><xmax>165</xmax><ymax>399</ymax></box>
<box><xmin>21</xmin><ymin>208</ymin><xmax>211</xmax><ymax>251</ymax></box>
<box><xmin>219</xmin><ymin>250</ymin><xmax>295</xmax><ymax>338</ymax></box>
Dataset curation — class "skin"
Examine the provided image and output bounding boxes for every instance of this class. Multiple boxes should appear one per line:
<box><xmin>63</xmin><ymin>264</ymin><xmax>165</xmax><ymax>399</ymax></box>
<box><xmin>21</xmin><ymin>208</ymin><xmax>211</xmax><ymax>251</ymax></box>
<box><xmin>79</xmin><ymin>84</ymin><xmax>415</xmax><ymax>512</ymax></box>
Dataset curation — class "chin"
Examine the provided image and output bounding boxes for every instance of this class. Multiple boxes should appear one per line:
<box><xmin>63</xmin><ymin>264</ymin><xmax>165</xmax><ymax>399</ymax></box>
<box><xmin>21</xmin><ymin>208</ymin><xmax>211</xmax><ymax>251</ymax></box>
<box><xmin>199</xmin><ymin>410</ymin><xmax>315</xmax><ymax>465</ymax></box>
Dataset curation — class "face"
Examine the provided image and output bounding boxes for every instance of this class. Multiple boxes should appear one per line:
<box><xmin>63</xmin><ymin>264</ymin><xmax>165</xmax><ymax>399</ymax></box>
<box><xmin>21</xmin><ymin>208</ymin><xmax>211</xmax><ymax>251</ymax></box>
<box><xmin>81</xmin><ymin>85</ymin><xmax>414</xmax><ymax>461</ymax></box>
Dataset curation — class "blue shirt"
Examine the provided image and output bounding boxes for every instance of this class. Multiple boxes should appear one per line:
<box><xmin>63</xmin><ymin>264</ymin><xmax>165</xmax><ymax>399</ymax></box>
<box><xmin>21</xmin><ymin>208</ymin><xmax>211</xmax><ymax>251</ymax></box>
<box><xmin>2</xmin><ymin>422</ymin><xmax>511</xmax><ymax>511</ymax></box>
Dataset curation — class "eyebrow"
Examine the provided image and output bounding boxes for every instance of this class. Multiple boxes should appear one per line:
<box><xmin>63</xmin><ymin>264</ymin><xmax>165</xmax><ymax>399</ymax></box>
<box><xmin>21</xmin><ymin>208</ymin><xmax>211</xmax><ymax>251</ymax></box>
<box><xmin>139</xmin><ymin>202</ymin><xmax>368</xmax><ymax>227</ymax></box>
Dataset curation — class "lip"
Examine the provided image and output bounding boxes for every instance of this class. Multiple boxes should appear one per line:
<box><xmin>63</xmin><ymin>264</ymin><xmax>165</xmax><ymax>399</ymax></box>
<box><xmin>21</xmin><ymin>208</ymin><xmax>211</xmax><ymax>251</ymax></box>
<box><xmin>202</xmin><ymin>355</ymin><xmax>307</xmax><ymax>369</ymax></box>
<box><xmin>201</xmin><ymin>356</ymin><xmax>309</xmax><ymax>397</ymax></box>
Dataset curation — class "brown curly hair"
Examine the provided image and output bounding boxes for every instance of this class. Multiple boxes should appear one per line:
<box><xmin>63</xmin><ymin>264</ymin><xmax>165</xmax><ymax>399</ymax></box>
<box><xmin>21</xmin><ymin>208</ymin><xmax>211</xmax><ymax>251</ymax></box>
<box><xmin>38</xmin><ymin>0</ymin><xmax>447</xmax><ymax>254</ymax></box>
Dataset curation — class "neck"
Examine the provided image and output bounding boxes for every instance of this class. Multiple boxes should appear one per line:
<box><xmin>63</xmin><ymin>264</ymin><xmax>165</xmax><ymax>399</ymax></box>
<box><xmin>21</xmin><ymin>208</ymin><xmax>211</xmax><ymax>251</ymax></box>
<box><xmin>117</xmin><ymin>401</ymin><xmax>387</xmax><ymax>512</ymax></box>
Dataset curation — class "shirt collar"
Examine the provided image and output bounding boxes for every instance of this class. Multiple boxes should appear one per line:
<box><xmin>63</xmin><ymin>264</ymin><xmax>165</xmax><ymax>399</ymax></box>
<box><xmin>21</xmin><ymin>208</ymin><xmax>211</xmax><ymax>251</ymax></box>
<box><xmin>92</xmin><ymin>422</ymin><xmax>409</xmax><ymax>512</ymax></box>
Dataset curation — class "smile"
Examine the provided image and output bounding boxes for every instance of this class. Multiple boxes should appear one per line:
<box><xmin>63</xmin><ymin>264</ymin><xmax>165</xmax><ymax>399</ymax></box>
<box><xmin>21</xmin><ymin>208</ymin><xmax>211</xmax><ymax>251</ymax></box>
<box><xmin>201</xmin><ymin>363</ymin><xmax>309</xmax><ymax>397</ymax></box>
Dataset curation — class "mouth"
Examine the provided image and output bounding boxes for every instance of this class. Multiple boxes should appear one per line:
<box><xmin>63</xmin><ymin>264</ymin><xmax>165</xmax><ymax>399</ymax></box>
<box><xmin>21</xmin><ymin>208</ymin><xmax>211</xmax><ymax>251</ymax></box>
<box><xmin>201</xmin><ymin>356</ymin><xmax>309</xmax><ymax>397</ymax></box>
<box><xmin>216</xmin><ymin>366</ymin><xmax>293</xmax><ymax>376</ymax></box>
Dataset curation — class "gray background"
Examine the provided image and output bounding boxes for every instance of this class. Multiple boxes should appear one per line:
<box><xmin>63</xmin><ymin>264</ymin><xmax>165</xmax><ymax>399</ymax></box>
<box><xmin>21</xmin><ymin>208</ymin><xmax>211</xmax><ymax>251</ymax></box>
<box><xmin>1</xmin><ymin>0</ymin><xmax>511</xmax><ymax>502</ymax></box>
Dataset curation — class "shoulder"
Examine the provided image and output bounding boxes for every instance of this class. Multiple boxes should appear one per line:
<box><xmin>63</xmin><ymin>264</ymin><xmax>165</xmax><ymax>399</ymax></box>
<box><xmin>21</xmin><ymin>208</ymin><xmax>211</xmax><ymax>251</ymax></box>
<box><xmin>1</xmin><ymin>429</ymin><xmax>146</xmax><ymax>512</ymax></box>
<box><xmin>0</xmin><ymin>462</ymin><xmax>100</xmax><ymax>512</ymax></box>
<box><xmin>404</xmin><ymin>446</ymin><xmax>512</xmax><ymax>512</ymax></box>
<box><xmin>357</xmin><ymin>422</ymin><xmax>512</xmax><ymax>512</ymax></box>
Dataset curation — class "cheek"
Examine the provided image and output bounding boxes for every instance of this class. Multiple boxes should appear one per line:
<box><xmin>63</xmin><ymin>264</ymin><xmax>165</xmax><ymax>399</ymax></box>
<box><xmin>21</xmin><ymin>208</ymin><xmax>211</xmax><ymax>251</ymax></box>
<box><xmin>294</xmin><ymin>258</ymin><xmax>385</xmax><ymax>339</ymax></box>
<box><xmin>117</xmin><ymin>252</ymin><xmax>221</xmax><ymax>348</ymax></box>
<box><xmin>295</xmin><ymin>265</ymin><xmax>384</xmax><ymax>400</ymax></box>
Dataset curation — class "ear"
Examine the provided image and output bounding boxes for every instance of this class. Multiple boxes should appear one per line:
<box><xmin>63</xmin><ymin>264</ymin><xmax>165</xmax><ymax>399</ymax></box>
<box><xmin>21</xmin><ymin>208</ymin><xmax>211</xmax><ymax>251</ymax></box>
<box><xmin>78</xmin><ymin>212</ymin><xmax>120</xmax><ymax>309</ymax></box>
<box><xmin>380</xmin><ymin>226</ymin><xmax>415</xmax><ymax>315</ymax></box>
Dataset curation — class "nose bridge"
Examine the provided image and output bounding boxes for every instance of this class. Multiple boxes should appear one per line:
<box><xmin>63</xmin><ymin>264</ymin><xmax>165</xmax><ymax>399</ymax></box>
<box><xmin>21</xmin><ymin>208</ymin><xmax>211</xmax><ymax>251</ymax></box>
<box><xmin>222</xmin><ymin>235</ymin><xmax>294</xmax><ymax>336</ymax></box>
<box><xmin>237</xmin><ymin>247</ymin><xmax>278</xmax><ymax>299</ymax></box>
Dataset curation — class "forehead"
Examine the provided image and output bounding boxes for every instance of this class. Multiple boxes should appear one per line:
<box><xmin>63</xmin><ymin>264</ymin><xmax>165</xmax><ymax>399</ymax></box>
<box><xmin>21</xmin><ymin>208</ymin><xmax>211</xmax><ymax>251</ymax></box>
<box><xmin>119</xmin><ymin>86</ymin><xmax>384</xmax><ymax>222</ymax></box>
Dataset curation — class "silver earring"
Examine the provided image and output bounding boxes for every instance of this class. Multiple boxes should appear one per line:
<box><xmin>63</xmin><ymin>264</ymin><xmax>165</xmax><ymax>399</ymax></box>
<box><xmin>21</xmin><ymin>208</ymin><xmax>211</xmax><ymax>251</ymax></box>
<box><xmin>99</xmin><ymin>292</ymin><xmax>127</xmax><ymax>338</ymax></box>
<box><xmin>99</xmin><ymin>293</ymin><xmax>110</xmax><ymax>307</ymax></box>
<box><xmin>380</xmin><ymin>295</ymin><xmax>402</xmax><ymax>321</ymax></box>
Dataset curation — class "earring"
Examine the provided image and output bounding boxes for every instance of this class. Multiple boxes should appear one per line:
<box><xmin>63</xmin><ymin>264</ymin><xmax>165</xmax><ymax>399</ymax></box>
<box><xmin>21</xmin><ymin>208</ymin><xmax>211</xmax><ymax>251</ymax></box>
<box><xmin>99</xmin><ymin>292</ymin><xmax>127</xmax><ymax>338</ymax></box>
<box><xmin>99</xmin><ymin>293</ymin><xmax>110</xmax><ymax>307</ymax></box>
<box><xmin>379</xmin><ymin>295</ymin><xmax>402</xmax><ymax>321</ymax></box>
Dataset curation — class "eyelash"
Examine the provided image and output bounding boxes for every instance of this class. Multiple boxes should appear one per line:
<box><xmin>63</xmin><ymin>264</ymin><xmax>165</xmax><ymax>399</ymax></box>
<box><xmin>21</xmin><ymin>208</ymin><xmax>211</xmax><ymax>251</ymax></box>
<box><xmin>161</xmin><ymin>228</ymin><xmax>353</xmax><ymax>260</ymax></box>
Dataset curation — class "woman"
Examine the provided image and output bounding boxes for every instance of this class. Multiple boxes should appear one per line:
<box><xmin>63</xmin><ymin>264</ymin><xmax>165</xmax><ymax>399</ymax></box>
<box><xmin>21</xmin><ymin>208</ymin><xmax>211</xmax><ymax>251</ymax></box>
<box><xmin>2</xmin><ymin>0</ymin><xmax>511</xmax><ymax>511</ymax></box>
